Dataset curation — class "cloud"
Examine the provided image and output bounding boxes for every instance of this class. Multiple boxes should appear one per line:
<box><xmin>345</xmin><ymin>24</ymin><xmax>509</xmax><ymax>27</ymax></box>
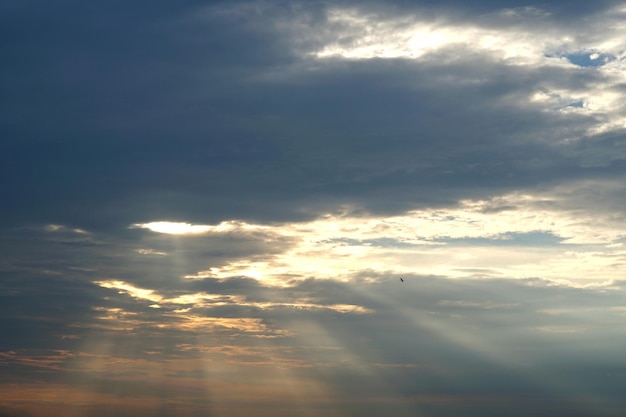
<box><xmin>0</xmin><ymin>407</ymin><xmax>34</xmax><ymax>417</ymax></box>
<box><xmin>3</xmin><ymin>1</ymin><xmax>626</xmax><ymax>416</ymax></box>
<box><xmin>4</xmin><ymin>227</ymin><xmax>626</xmax><ymax>416</ymax></box>
<box><xmin>2</xmin><ymin>0</ymin><xmax>626</xmax><ymax>231</ymax></box>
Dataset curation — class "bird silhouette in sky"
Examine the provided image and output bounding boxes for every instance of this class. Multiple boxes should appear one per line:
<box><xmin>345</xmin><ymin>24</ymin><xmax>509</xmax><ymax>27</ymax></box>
<box><xmin>400</xmin><ymin>278</ymin><xmax>404</xmax><ymax>282</ymax></box>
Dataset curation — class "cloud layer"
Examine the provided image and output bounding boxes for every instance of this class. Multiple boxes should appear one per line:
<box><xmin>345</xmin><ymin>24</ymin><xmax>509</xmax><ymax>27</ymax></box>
<box><xmin>2</xmin><ymin>1</ymin><xmax>626</xmax><ymax>416</ymax></box>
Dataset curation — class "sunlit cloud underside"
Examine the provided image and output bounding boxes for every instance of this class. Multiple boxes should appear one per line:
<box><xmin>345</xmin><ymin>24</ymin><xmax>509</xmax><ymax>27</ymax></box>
<box><xmin>131</xmin><ymin>191</ymin><xmax>626</xmax><ymax>288</ymax></box>
<box><xmin>292</xmin><ymin>5</ymin><xmax>626</xmax><ymax>135</ymax></box>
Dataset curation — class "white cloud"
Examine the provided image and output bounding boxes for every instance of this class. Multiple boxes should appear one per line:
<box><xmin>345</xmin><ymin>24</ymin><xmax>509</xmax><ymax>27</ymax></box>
<box><xmin>136</xmin><ymin>248</ymin><xmax>168</xmax><ymax>256</ymax></box>
<box><xmin>94</xmin><ymin>280</ymin><xmax>163</xmax><ymax>303</ymax></box>
<box><xmin>94</xmin><ymin>279</ymin><xmax>372</xmax><ymax>315</ymax></box>
<box><xmin>44</xmin><ymin>224</ymin><xmax>89</xmax><ymax>235</ymax></box>
<box><xmin>282</xmin><ymin>4</ymin><xmax>626</xmax><ymax>141</ymax></box>
<box><xmin>131</xmin><ymin>220</ymin><xmax>271</xmax><ymax>235</ymax></box>
<box><xmin>138</xmin><ymin>190</ymin><xmax>626</xmax><ymax>287</ymax></box>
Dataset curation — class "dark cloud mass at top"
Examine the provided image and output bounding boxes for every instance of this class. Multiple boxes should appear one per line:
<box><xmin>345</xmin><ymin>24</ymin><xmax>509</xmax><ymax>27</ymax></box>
<box><xmin>2</xmin><ymin>1</ymin><xmax>626</xmax><ymax>416</ymax></box>
<box><xmin>2</xmin><ymin>0</ymin><xmax>625</xmax><ymax>229</ymax></box>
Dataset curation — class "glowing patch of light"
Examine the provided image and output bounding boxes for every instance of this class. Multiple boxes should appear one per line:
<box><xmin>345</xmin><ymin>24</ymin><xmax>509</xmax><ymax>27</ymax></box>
<box><xmin>136</xmin><ymin>248</ymin><xmax>168</xmax><ymax>256</ymax></box>
<box><xmin>131</xmin><ymin>221</ymin><xmax>213</xmax><ymax>235</ymax></box>
<box><xmin>94</xmin><ymin>280</ymin><xmax>163</xmax><ymax>303</ymax></box>
<box><xmin>166</xmin><ymin>292</ymin><xmax>246</xmax><ymax>306</ymax></box>
<box><xmin>251</xmin><ymin>301</ymin><xmax>372</xmax><ymax>314</ymax></box>
<box><xmin>90</xmin><ymin>306</ymin><xmax>143</xmax><ymax>331</ymax></box>
<box><xmin>44</xmin><ymin>224</ymin><xmax>89</xmax><ymax>234</ymax></box>
<box><xmin>254</xmin><ymin>194</ymin><xmax>622</xmax><ymax>283</ymax></box>
<box><xmin>131</xmin><ymin>220</ymin><xmax>270</xmax><ymax>235</ymax></box>
<box><xmin>44</xmin><ymin>224</ymin><xmax>64</xmax><ymax>232</ymax></box>
<box><xmin>160</xmin><ymin>289</ymin><xmax>373</xmax><ymax>314</ymax></box>
<box><xmin>135</xmin><ymin>190</ymin><xmax>626</xmax><ymax>287</ymax></box>
<box><xmin>171</xmin><ymin>316</ymin><xmax>287</xmax><ymax>335</ymax></box>
<box><xmin>311</xmin><ymin>8</ymin><xmax>553</xmax><ymax>64</ymax></box>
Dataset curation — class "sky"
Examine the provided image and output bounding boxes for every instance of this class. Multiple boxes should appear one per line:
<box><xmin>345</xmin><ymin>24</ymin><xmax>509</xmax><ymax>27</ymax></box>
<box><xmin>2</xmin><ymin>0</ymin><xmax>626</xmax><ymax>416</ymax></box>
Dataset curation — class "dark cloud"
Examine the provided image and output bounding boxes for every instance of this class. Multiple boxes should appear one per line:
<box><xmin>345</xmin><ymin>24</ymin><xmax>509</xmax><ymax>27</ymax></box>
<box><xmin>0</xmin><ymin>407</ymin><xmax>34</xmax><ymax>417</ymax></box>
<box><xmin>3</xmin><ymin>0</ymin><xmax>626</xmax><ymax>231</ymax></box>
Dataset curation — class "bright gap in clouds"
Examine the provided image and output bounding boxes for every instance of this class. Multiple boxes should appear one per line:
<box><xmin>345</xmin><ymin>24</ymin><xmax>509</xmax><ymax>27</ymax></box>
<box><xmin>310</xmin><ymin>7</ymin><xmax>559</xmax><ymax>62</ymax></box>
<box><xmin>92</xmin><ymin>279</ymin><xmax>372</xmax><ymax>331</ymax></box>
<box><xmin>133</xmin><ymin>192</ymin><xmax>626</xmax><ymax>287</ymax></box>
<box><xmin>293</xmin><ymin>5</ymin><xmax>626</xmax><ymax>140</ymax></box>
<box><xmin>132</xmin><ymin>220</ymin><xmax>270</xmax><ymax>235</ymax></box>
<box><xmin>132</xmin><ymin>221</ymin><xmax>214</xmax><ymax>235</ymax></box>
<box><xmin>309</xmin><ymin>6</ymin><xmax>626</xmax><ymax>64</ymax></box>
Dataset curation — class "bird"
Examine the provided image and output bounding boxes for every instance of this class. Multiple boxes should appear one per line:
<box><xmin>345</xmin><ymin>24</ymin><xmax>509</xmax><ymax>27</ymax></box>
<box><xmin>400</xmin><ymin>278</ymin><xmax>404</xmax><ymax>282</ymax></box>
